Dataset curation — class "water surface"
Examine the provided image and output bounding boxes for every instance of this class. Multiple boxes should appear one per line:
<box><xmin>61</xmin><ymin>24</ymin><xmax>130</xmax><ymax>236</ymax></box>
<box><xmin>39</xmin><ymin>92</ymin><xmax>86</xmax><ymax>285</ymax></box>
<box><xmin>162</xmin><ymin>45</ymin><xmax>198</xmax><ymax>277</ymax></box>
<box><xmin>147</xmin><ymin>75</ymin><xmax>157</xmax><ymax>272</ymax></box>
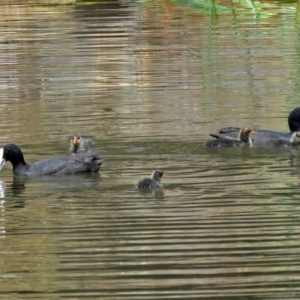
<box><xmin>0</xmin><ymin>1</ymin><xmax>300</xmax><ymax>299</ymax></box>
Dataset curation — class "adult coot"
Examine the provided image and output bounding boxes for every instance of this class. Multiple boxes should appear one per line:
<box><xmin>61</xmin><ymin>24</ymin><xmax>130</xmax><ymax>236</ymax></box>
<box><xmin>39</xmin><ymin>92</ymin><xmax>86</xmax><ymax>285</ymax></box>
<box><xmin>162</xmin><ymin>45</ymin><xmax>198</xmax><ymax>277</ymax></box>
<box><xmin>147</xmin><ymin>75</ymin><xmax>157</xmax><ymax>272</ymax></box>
<box><xmin>135</xmin><ymin>169</ymin><xmax>165</xmax><ymax>189</ymax></box>
<box><xmin>70</xmin><ymin>133</ymin><xmax>95</xmax><ymax>154</ymax></box>
<box><xmin>205</xmin><ymin>127</ymin><xmax>255</xmax><ymax>148</ymax></box>
<box><xmin>263</xmin><ymin>131</ymin><xmax>300</xmax><ymax>148</ymax></box>
<box><xmin>0</xmin><ymin>144</ymin><xmax>104</xmax><ymax>176</ymax></box>
<box><xmin>213</xmin><ymin>107</ymin><xmax>300</xmax><ymax>146</ymax></box>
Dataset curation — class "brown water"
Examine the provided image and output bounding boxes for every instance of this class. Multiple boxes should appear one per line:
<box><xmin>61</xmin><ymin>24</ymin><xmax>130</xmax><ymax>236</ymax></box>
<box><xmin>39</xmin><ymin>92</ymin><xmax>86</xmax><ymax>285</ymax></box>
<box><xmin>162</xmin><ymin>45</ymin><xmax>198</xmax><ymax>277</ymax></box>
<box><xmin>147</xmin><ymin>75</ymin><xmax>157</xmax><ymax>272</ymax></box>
<box><xmin>0</xmin><ymin>1</ymin><xmax>300</xmax><ymax>299</ymax></box>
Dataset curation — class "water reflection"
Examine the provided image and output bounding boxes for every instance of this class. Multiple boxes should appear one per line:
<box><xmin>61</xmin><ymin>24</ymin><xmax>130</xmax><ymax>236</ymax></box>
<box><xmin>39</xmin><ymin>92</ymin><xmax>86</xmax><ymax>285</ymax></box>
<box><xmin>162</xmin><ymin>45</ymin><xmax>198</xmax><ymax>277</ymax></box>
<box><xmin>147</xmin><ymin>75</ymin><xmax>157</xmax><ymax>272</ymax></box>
<box><xmin>0</xmin><ymin>181</ymin><xmax>5</xmax><ymax>239</ymax></box>
<box><xmin>0</xmin><ymin>181</ymin><xmax>5</xmax><ymax>199</ymax></box>
<box><xmin>10</xmin><ymin>173</ymin><xmax>101</xmax><ymax>194</ymax></box>
<box><xmin>135</xmin><ymin>187</ymin><xmax>166</xmax><ymax>199</ymax></box>
<box><xmin>0</xmin><ymin>0</ymin><xmax>299</xmax><ymax>299</ymax></box>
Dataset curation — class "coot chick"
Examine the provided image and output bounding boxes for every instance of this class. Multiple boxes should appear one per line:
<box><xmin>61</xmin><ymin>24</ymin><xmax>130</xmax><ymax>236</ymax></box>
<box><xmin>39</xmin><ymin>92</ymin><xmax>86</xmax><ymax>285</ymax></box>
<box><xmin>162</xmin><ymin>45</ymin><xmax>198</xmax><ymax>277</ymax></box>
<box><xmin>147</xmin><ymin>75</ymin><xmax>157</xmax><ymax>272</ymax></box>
<box><xmin>70</xmin><ymin>133</ymin><xmax>95</xmax><ymax>154</ymax></box>
<box><xmin>214</xmin><ymin>107</ymin><xmax>300</xmax><ymax>146</ymax></box>
<box><xmin>135</xmin><ymin>169</ymin><xmax>165</xmax><ymax>189</ymax></box>
<box><xmin>205</xmin><ymin>127</ymin><xmax>255</xmax><ymax>148</ymax></box>
<box><xmin>0</xmin><ymin>144</ymin><xmax>104</xmax><ymax>176</ymax></box>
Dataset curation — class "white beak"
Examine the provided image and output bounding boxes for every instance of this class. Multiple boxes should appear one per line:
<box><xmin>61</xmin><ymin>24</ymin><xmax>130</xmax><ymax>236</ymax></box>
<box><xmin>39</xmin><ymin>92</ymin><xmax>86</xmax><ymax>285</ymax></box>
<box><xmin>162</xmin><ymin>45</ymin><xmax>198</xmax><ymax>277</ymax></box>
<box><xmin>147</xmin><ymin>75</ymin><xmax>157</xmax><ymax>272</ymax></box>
<box><xmin>0</xmin><ymin>148</ymin><xmax>6</xmax><ymax>170</ymax></box>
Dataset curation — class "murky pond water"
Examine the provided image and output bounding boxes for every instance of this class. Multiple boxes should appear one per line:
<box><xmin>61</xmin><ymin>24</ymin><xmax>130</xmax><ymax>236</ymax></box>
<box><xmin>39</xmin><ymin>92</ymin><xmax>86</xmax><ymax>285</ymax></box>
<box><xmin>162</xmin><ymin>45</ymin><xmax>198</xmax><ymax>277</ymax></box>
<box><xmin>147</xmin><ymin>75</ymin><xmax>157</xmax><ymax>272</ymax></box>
<box><xmin>0</xmin><ymin>0</ymin><xmax>300</xmax><ymax>298</ymax></box>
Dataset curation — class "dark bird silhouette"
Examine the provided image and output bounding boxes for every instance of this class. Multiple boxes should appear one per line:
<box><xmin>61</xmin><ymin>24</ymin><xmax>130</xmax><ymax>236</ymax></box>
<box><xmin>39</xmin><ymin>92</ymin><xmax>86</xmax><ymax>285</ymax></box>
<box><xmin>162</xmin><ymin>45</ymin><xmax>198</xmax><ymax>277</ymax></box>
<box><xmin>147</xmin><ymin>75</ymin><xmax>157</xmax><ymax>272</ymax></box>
<box><xmin>0</xmin><ymin>144</ymin><xmax>104</xmax><ymax>176</ymax></box>
<box><xmin>213</xmin><ymin>107</ymin><xmax>300</xmax><ymax>146</ymax></box>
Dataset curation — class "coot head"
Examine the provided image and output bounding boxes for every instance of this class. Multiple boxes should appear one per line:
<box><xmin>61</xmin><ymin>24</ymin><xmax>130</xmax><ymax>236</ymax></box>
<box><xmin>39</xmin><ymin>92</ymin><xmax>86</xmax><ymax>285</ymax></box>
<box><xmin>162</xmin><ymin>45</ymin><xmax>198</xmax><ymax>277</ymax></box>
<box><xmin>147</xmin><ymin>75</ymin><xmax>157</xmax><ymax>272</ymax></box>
<box><xmin>70</xmin><ymin>133</ymin><xmax>95</xmax><ymax>154</ymax></box>
<box><xmin>238</xmin><ymin>127</ymin><xmax>255</xmax><ymax>143</ymax></box>
<box><xmin>288</xmin><ymin>107</ymin><xmax>300</xmax><ymax>132</ymax></box>
<box><xmin>0</xmin><ymin>144</ymin><xmax>26</xmax><ymax>170</ymax></box>
<box><xmin>70</xmin><ymin>133</ymin><xmax>81</xmax><ymax>154</ymax></box>
<box><xmin>152</xmin><ymin>169</ymin><xmax>165</xmax><ymax>182</ymax></box>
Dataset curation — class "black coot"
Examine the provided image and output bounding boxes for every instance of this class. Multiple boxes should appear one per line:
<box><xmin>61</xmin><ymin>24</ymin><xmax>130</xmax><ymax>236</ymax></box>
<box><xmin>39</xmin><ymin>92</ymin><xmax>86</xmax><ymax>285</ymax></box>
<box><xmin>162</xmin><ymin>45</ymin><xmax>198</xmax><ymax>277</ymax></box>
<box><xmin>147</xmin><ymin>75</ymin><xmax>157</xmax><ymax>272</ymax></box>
<box><xmin>205</xmin><ymin>127</ymin><xmax>255</xmax><ymax>148</ymax></box>
<box><xmin>0</xmin><ymin>144</ymin><xmax>104</xmax><ymax>176</ymax></box>
<box><xmin>263</xmin><ymin>131</ymin><xmax>300</xmax><ymax>148</ymax></box>
<box><xmin>70</xmin><ymin>133</ymin><xmax>95</xmax><ymax>154</ymax></box>
<box><xmin>135</xmin><ymin>169</ymin><xmax>165</xmax><ymax>189</ymax></box>
<box><xmin>213</xmin><ymin>107</ymin><xmax>300</xmax><ymax>146</ymax></box>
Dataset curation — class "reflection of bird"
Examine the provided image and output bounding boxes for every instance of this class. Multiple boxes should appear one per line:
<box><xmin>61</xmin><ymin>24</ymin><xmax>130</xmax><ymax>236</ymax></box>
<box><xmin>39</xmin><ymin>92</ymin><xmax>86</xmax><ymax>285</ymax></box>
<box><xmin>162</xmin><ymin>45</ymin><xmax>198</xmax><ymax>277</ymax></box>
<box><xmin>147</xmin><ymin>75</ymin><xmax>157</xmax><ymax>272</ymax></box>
<box><xmin>0</xmin><ymin>180</ymin><xmax>5</xmax><ymax>198</ymax></box>
<box><xmin>212</xmin><ymin>107</ymin><xmax>300</xmax><ymax>146</ymax></box>
<box><xmin>264</xmin><ymin>131</ymin><xmax>300</xmax><ymax>148</ymax></box>
<box><xmin>70</xmin><ymin>133</ymin><xmax>95</xmax><ymax>154</ymax></box>
<box><xmin>0</xmin><ymin>144</ymin><xmax>104</xmax><ymax>176</ymax></box>
<box><xmin>205</xmin><ymin>127</ymin><xmax>255</xmax><ymax>148</ymax></box>
<box><xmin>135</xmin><ymin>169</ymin><xmax>165</xmax><ymax>189</ymax></box>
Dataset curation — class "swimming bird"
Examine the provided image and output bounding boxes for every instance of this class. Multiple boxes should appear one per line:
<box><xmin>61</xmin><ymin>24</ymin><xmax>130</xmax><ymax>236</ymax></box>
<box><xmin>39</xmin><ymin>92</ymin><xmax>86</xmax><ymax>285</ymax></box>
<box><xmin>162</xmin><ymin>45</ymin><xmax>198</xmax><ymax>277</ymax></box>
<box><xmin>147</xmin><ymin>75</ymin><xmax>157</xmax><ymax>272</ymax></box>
<box><xmin>70</xmin><ymin>133</ymin><xmax>95</xmax><ymax>154</ymax></box>
<box><xmin>0</xmin><ymin>144</ymin><xmax>104</xmax><ymax>176</ymax></box>
<box><xmin>135</xmin><ymin>169</ymin><xmax>165</xmax><ymax>189</ymax></box>
<box><xmin>205</xmin><ymin>127</ymin><xmax>255</xmax><ymax>148</ymax></box>
<box><xmin>263</xmin><ymin>131</ymin><xmax>300</xmax><ymax>148</ymax></box>
<box><xmin>213</xmin><ymin>107</ymin><xmax>300</xmax><ymax>146</ymax></box>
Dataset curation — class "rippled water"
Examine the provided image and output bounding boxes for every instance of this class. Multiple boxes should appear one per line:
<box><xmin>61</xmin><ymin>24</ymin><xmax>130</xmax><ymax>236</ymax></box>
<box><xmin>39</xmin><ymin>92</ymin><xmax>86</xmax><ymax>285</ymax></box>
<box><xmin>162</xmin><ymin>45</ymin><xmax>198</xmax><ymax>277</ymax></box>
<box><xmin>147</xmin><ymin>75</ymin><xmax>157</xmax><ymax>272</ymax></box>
<box><xmin>0</xmin><ymin>1</ymin><xmax>300</xmax><ymax>299</ymax></box>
